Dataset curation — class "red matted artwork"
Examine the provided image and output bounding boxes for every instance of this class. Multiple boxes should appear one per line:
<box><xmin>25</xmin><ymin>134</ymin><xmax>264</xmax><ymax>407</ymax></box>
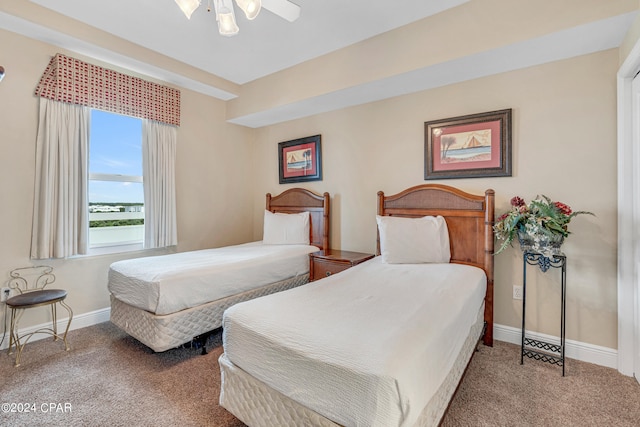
<box><xmin>424</xmin><ymin>109</ymin><xmax>512</xmax><ymax>180</ymax></box>
<box><xmin>278</xmin><ymin>135</ymin><xmax>322</xmax><ymax>184</ymax></box>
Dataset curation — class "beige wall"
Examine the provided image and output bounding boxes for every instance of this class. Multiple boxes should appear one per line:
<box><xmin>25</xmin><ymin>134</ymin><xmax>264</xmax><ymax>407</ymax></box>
<box><xmin>620</xmin><ymin>1</ymin><xmax>640</xmax><ymax>63</ymax></box>
<box><xmin>228</xmin><ymin>0</ymin><xmax>637</xmax><ymax>123</ymax></box>
<box><xmin>251</xmin><ymin>50</ymin><xmax>619</xmax><ymax>349</ymax></box>
<box><xmin>0</xmin><ymin>13</ymin><xmax>623</xmax><ymax>352</ymax></box>
<box><xmin>0</xmin><ymin>29</ymin><xmax>254</xmax><ymax>329</ymax></box>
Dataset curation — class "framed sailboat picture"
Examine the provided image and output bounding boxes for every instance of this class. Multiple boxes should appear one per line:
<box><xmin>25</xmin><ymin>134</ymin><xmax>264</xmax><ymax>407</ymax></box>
<box><xmin>424</xmin><ymin>109</ymin><xmax>512</xmax><ymax>179</ymax></box>
<box><xmin>278</xmin><ymin>135</ymin><xmax>322</xmax><ymax>184</ymax></box>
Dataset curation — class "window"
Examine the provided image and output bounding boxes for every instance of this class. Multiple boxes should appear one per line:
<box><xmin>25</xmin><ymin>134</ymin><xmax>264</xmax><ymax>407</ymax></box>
<box><xmin>32</xmin><ymin>54</ymin><xmax>179</xmax><ymax>259</ymax></box>
<box><xmin>88</xmin><ymin>110</ymin><xmax>144</xmax><ymax>252</ymax></box>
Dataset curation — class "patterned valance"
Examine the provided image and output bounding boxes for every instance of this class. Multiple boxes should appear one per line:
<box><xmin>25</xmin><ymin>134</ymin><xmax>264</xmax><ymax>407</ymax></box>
<box><xmin>35</xmin><ymin>53</ymin><xmax>180</xmax><ymax>126</ymax></box>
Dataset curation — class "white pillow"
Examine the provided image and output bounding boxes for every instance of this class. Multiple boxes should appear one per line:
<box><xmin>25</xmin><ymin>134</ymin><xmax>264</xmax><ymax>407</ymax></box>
<box><xmin>263</xmin><ymin>210</ymin><xmax>310</xmax><ymax>245</ymax></box>
<box><xmin>376</xmin><ymin>215</ymin><xmax>451</xmax><ymax>264</ymax></box>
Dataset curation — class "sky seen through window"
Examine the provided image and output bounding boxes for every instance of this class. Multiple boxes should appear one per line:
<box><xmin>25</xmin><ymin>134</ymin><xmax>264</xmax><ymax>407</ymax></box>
<box><xmin>89</xmin><ymin>110</ymin><xmax>143</xmax><ymax>204</ymax></box>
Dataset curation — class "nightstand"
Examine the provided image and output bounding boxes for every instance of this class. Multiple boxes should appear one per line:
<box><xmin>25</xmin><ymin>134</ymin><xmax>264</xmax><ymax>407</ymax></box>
<box><xmin>309</xmin><ymin>249</ymin><xmax>375</xmax><ymax>281</ymax></box>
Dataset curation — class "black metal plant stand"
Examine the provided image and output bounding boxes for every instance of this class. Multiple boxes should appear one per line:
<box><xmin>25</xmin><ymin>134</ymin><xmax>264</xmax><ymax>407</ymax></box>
<box><xmin>520</xmin><ymin>250</ymin><xmax>567</xmax><ymax>376</ymax></box>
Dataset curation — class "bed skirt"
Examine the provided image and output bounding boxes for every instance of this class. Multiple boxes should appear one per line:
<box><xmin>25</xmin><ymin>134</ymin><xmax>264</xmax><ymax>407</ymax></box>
<box><xmin>110</xmin><ymin>273</ymin><xmax>309</xmax><ymax>352</ymax></box>
<box><xmin>218</xmin><ymin>302</ymin><xmax>485</xmax><ymax>427</ymax></box>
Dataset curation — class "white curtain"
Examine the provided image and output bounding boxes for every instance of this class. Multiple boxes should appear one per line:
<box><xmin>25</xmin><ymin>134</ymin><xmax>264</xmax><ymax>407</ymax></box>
<box><xmin>142</xmin><ymin>120</ymin><xmax>177</xmax><ymax>249</ymax></box>
<box><xmin>31</xmin><ymin>98</ymin><xmax>89</xmax><ymax>259</ymax></box>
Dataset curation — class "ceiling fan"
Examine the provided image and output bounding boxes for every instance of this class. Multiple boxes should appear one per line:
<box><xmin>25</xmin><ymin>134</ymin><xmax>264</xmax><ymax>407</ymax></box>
<box><xmin>175</xmin><ymin>0</ymin><xmax>301</xmax><ymax>36</ymax></box>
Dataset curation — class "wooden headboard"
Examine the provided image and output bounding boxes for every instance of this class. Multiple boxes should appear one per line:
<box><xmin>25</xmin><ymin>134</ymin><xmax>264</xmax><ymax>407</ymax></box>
<box><xmin>266</xmin><ymin>188</ymin><xmax>330</xmax><ymax>251</ymax></box>
<box><xmin>377</xmin><ymin>184</ymin><xmax>495</xmax><ymax>346</ymax></box>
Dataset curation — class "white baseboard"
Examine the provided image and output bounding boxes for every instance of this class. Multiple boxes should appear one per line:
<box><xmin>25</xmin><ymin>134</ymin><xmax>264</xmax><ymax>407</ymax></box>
<box><xmin>0</xmin><ymin>307</ymin><xmax>111</xmax><ymax>351</ymax></box>
<box><xmin>494</xmin><ymin>323</ymin><xmax>618</xmax><ymax>370</ymax></box>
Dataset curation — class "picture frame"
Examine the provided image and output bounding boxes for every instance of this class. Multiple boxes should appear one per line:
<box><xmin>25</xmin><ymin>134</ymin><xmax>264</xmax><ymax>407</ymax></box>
<box><xmin>424</xmin><ymin>109</ymin><xmax>512</xmax><ymax>180</ymax></box>
<box><xmin>278</xmin><ymin>135</ymin><xmax>322</xmax><ymax>184</ymax></box>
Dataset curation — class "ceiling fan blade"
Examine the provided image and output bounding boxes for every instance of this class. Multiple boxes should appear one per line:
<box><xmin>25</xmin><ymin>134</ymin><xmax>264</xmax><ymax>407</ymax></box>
<box><xmin>261</xmin><ymin>0</ymin><xmax>300</xmax><ymax>22</ymax></box>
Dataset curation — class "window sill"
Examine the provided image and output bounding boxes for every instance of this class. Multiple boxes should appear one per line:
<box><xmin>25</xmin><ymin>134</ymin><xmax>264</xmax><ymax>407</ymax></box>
<box><xmin>68</xmin><ymin>243</ymin><xmax>176</xmax><ymax>260</ymax></box>
<box><xmin>86</xmin><ymin>243</ymin><xmax>145</xmax><ymax>256</ymax></box>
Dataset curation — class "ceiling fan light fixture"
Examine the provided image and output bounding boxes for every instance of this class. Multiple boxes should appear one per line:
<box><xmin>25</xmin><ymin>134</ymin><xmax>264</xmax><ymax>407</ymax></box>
<box><xmin>215</xmin><ymin>0</ymin><xmax>240</xmax><ymax>36</ymax></box>
<box><xmin>235</xmin><ymin>0</ymin><xmax>261</xmax><ymax>20</ymax></box>
<box><xmin>175</xmin><ymin>0</ymin><xmax>201</xmax><ymax>19</ymax></box>
<box><xmin>177</xmin><ymin>0</ymin><xmax>297</xmax><ymax>36</ymax></box>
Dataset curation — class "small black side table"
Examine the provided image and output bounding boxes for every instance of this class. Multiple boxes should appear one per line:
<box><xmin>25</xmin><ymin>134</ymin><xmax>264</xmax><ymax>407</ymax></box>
<box><xmin>520</xmin><ymin>251</ymin><xmax>567</xmax><ymax>376</ymax></box>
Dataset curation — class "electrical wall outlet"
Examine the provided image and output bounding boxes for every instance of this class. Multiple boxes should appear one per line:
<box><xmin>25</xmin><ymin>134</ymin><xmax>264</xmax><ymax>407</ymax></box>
<box><xmin>0</xmin><ymin>287</ymin><xmax>11</xmax><ymax>302</ymax></box>
<box><xmin>513</xmin><ymin>285</ymin><xmax>523</xmax><ymax>300</ymax></box>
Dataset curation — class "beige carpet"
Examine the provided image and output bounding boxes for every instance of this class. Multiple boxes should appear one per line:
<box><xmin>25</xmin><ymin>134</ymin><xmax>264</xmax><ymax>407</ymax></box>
<box><xmin>1</xmin><ymin>322</ymin><xmax>639</xmax><ymax>426</ymax></box>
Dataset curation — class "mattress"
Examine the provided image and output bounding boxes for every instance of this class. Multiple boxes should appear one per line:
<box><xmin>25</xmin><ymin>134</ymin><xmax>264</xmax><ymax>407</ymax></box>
<box><xmin>110</xmin><ymin>274</ymin><xmax>309</xmax><ymax>352</ymax></box>
<box><xmin>219</xmin><ymin>303</ymin><xmax>485</xmax><ymax>427</ymax></box>
<box><xmin>222</xmin><ymin>257</ymin><xmax>487</xmax><ymax>427</ymax></box>
<box><xmin>108</xmin><ymin>241</ymin><xmax>318</xmax><ymax>315</ymax></box>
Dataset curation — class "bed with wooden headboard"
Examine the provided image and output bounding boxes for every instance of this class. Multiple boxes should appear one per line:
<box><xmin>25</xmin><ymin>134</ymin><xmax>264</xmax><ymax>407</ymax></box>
<box><xmin>219</xmin><ymin>184</ymin><xmax>495</xmax><ymax>427</ymax></box>
<box><xmin>109</xmin><ymin>188</ymin><xmax>330</xmax><ymax>353</ymax></box>
<box><xmin>377</xmin><ymin>183</ymin><xmax>495</xmax><ymax>345</ymax></box>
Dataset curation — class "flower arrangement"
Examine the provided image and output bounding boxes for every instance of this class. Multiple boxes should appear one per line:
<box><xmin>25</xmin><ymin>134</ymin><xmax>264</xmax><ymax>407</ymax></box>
<box><xmin>493</xmin><ymin>195</ymin><xmax>594</xmax><ymax>254</ymax></box>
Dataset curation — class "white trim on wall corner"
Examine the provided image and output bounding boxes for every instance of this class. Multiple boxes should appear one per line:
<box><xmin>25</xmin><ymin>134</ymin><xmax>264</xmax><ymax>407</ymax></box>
<box><xmin>0</xmin><ymin>307</ymin><xmax>111</xmax><ymax>351</ymax></box>
<box><xmin>494</xmin><ymin>323</ymin><xmax>618</xmax><ymax>370</ymax></box>
<box><xmin>616</xmin><ymin>36</ymin><xmax>640</xmax><ymax>379</ymax></box>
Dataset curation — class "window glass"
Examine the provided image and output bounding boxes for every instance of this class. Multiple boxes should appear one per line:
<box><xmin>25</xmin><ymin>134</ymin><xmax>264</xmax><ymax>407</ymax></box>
<box><xmin>89</xmin><ymin>110</ymin><xmax>144</xmax><ymax>250</ymax></box>
<box><xmin>90</xmin><ymin>110</ymin><xmax>142</xmax><ymax>175</ymax></box>
<box><xmin>88</xmin><ymin>180</ymin><xmax>144</xmax><ymax>204</ymax></box>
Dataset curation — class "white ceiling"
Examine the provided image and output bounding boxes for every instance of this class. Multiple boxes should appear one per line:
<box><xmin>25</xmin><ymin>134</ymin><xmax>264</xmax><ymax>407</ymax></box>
<box><xmin>0</xmin><ymin>1</ymin><xmax>637</xmax><ymax>127</ymax></box>
<box><xmin>27</xmin><ymin>0</ymin><xmax>469</xmax><ymax>85</ymax></box>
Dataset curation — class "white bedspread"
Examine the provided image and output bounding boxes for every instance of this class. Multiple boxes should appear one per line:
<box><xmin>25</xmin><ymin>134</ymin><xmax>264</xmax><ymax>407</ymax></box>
<box><xmin>222</xmin><ymin>257</ymin><xmax>486</xmax><ymax>427</ymax></box>
<box><xmin>108</xmin><ymin>242</ymin><xmax>318</xmax><ymax>315</ymax></box>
